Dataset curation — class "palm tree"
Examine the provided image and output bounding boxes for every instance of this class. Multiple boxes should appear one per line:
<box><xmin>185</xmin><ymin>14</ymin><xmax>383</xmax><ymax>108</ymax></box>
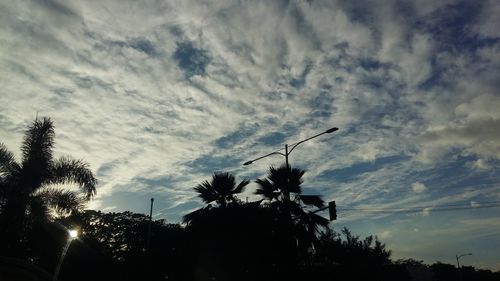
<box><xmin>255</xmin><ymin>164</ymin><xmax>329</xmax><ymax>253</ymax></box>
<box><xmin>256</xmin><ymin>164</ymin><xmax>327</xmax><ymax>214</ymax></box>
<box><xmin>194</xmin><ymin>172</ymin><xmax>249</xmax><ymax>208</ymax></box>
<box><xmin>0</xmin><ymin>117</ymin><xmax>97</xmax><ymax>254</ymax></box>
<box><xmin>255</xmin><ymin>164</ymin><xmax>304</xmax><ymax>203</ymax></box>
<box><xmin>183</xmin><ymin>172</ymin><xmax>249</xmax><ymax>224</ymax></box>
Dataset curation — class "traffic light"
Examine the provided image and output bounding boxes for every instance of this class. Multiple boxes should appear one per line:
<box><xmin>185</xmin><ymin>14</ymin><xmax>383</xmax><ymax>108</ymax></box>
<box><xmin>328</xmin><ymin>201</ymin><xmax>337</xmax><ymax>221</ymax></box>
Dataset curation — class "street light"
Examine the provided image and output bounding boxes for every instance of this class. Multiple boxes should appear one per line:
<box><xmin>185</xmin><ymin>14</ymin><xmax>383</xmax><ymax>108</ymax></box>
<box><xmin>147</xmin><ymin>197</ymin><xmax>154</xmax><ymax>253</ymax></box>
<box><xmin>53</xmin><ymin>229</ymin><xmax>78</xmax><ymax>281</ymax></box>
<box><xmin>456</xmin><ymin>253</ymin><xmax>472</xmax><ymax>268</ymax></box>
<box><xmin>243</xmin><ymin>127</ymin><xmax>339</xmax><ymax>166</ymax></box>
<box><xmin>243</xmin><ymin>127</ymin><xmax>339</xmax><ymax>220</ymax></box>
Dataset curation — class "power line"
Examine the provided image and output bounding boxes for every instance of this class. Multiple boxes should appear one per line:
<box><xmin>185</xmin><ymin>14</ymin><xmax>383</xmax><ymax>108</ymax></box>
<box><xmin>337</xmin><ymin>201</ymin><xmax>500</xmax><ymax>215</ymax></box>
<box><xmin>341</xmin><ymin>204</ymin><xmax>500</xmax><ymax>214</ymax></box>
<box><xmin>338</xmin><ymin>200</ymin><xmax>500</xmax><ymax>211</ymax></box>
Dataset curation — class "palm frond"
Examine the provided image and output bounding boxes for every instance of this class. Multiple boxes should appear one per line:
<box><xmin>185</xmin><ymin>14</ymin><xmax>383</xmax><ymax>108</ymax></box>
<box><xmin>26</xmin><ymin>195</ymin><xmax>51</xmax><ymax>223</ymax></box>
<box><xmin>255</xmin><ymin>178</ymin><xmax>279</xmax><ymax>200</ymax></box>
<box><xmin>211</xmin><ymin>172</ymin><xmax>235</xmax><ymax>196</ymax></box>
<box><xmin>267</xmin><ymin>165</ymin><xmax>304</xmax><ymax>194</ymax></box>
<box><xmin>0</xmin><ymin>143</ymin><xmax>19</xmax><ymax>177</ymax></box>
<box><xmin>194</xmin><ymin>173</ymin><xmax>246</xmax><ymax>206</ymax></box>
<box><xmin>21</xmin><ymin>117</ymin><xmax>55</xmax><ymax>168</ymax></box>
<box><xmin>287</xmin><ymin>166</ymin><xmax>305</xmax><ymax>193</ymax></box>
<box><xmin>194</xmin><ymin>180</ymin><xmax>218</xmax><ymax>204</ymax></box>
<box><xmin>33</xmin><ymin>187</ymin><xmax>86</xmax><ymax>216</ymax></box>
<box><xmin>233</xmin><ymin>179</ymin><xmax>249</xmax><ymax>194</ymax></box>
<box><xmin>48</xmin><ymin>157</ymin><xmax>97</xmax><ymax>199</ymax></box>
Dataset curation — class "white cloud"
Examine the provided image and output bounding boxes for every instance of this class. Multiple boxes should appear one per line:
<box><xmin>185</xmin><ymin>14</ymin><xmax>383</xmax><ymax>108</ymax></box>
<box><xmin>379</xmin><ymin>230</ymin><xmax>392</xmax><ymax>240</ymax></box>
<box><xmin>421</xmin><ymin>207</ymin><xmax>432</xmax><ymax>217</ymax></box>
<box><xmin>472</xmin><ymin>0</ymin><xmax>500</xmax><ymax>38</ymax></box>
<box><xmin>468</xmin><ymin>159</ymin><xmax>493</xmax><ymax>171</ymax></box>
<box><xmin>470</xmin><ymin>201</ymin><xmax>480</xmax><ymax>208</ymax></box>
<box><xmin>416</xmin><ymin>118</ymin><xmax>500</xmax><ymax>163</ymax></box>
<box><xmin>3</xmin><ymin>0</ymin><xmax>500</xmax><ymax>268</ymax></box>
<box><xmin>412</xmin><ymin>182</ymin><xmax>427</xmax><ymax>193</ymax></box>
<box><xmin>0</xmin><ymin>0</ymin><xmax>498</xmax><ymax>228</ymax></box>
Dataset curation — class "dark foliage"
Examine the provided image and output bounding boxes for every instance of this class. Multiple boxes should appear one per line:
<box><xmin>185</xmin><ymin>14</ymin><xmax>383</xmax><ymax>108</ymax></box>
<box><xmin>255</xmin><ymin>164</ymin><xmax>329</xmax><ymax>261</ymax></box>
<box><xmin>310</xmin><ymin>227</ymin><xmax>397</xmax><ymax>281</ymax></box>
<box><xmin>2</xmin><ymin>119</ymin><xmax>500</xmax><ymax>281</ymax></box>
<box><xmin>0</xmin><ymin>117</ymin><xmax>97</xmax><ymax>259</ymax></box>
<box><xmin>192</xmin><ymin>172</ymin><xmax>249</xmax><ymax>208</ymax></box>
<box><xmin>56</xmin><ymin>210</ymin><xmax>186</xmax><ymax>281</ymax></box>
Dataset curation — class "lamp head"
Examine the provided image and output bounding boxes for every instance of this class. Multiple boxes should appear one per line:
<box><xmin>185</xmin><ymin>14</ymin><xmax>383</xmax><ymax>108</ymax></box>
<box><xmin>69</xmin><ymin>229</ymin><xmax>78</xmax><ymax>239</ymax></box>
<box><xmin>243</xmin><ymin>161</ymin><xmax>253</xmax><ymax>166</ymax></box>
<box><xmin>325</xmin><ymin>127</ymin><xmax>339</xmax><ymax>133</ymax></box>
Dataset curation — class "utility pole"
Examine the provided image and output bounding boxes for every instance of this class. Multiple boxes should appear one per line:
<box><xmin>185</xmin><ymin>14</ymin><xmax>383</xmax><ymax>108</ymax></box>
<box><xmin>146</xmin><ymin>198</ymin><xmax>154</xmax><ymax>253</ymax></box>
<box><xmin>456</xmin><ymin>253</ymin><xmax>472</xmax><ymax>281</ymax></box>
<box><xmin>456</xmin><ymin>253</ymin><xmax>472</xmax><ymax>268</ymax></box>
<box><xmin>243</xmin><ymin>127</ymin><xmax>339</xmax><ymax>167</ymax></box>
<box><xmin>243</xmin><ymin>127</ymin><xmax>338</xmax><ymax>206</ymax></box>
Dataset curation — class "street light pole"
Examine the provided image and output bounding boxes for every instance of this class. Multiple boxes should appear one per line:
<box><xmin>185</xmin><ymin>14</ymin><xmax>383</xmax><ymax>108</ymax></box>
<box><xmin>243</xmin><ymin>127</ymin><xmax>338</xmax><ymax>166</ymax></box>
<box><xmin>456</xmin><ymin>253</ymin><xmax>472</xmax><ymax>268</ymax></box>
<box><xmin>147</xmin><ymin>197</ymin><xmax>154</xmax><ymax>253</ymax></box>
<box><xmin>285</xmin><ymin>143</ymin><xmax>289</xmax><ymax>167</ymax></box>
<box><xmin>456</xmin><ymin>253</ymin><xmax>472</xmax><ymax>281</ymax></box>
<box><xmin>243</xmin><ymin>127</ymin><xmax>339</xmax><ymax>218</ymax></box>
<box><xmin>53</xmin><ymin>229</ymin><xmax>78</xmax><ymax>281</ymax></box>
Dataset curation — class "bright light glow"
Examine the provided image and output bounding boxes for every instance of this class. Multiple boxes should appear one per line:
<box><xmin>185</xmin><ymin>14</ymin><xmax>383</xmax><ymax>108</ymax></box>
<box><xmin>69</xmin><ymin>229</ymin><xmax>78</xmax><ymax>238</ymax></box>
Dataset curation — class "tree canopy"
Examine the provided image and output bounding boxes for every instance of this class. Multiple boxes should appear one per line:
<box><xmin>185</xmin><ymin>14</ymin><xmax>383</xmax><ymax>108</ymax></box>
<box><xmin>0</xmin><ymin>117</ymin><xmax>97</xmax><ymax>257</ymax></box>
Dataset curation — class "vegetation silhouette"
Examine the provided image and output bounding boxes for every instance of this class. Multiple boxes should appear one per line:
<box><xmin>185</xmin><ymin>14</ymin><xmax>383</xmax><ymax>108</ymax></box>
<box><xmin>42</xmin><ymin>209</ymin><xmax>500</xmax><ymax>281</ymax></box>
<box><xmin>310</xmin><ymin>227</ymin><xmax>397</xmax><ymax>281</ymax></box>
<box><xmin>254</xmin><ymin>164</ymin><xmax>329</xmax><ymax>279</ymax></box>
<box><xmin>183</xmin><ymin>172</ymin><xmax>250</xmax><ymax>224</ymax></box>
<box><xmin>1</xmin><ymin>117</ymin><xmax>500</xmax><ymax>281</ymax></box>
<box><xmin>0</xmin><ymin>117</ymin><xmax>97</xmax><ymax>260</ymax></box>
<box><xmin>194</xmin><ymin>172</ymin><xmax>249</xmax><ymax>208</ymax></box>
<box><xmin>60</xmin><ymin>210</ymin><xmax>185</xmax><ymax>281</ymax></box>
<box><xmin>184</xmin><ymin>172</ymin><xmax>276</xmax><ymax>281</ymax></box>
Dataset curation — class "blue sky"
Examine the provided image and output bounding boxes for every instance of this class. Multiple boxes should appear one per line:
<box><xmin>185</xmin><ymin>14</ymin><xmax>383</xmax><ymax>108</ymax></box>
<box><xmin>1</xmin><ymin>0</ymin><xmax>499</xmax><ymax>270</ymax></box>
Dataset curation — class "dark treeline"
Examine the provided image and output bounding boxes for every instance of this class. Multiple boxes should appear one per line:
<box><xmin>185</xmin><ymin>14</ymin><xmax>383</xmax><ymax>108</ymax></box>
<box><xmin>1</xmin><ymin>118</ymin><xmax>500</xmax><ymax>281</ymax></box>
<box><xmin>5</xmin><ymin>208</ymin><xmax>499</xmax><ymax>281</ymax></box>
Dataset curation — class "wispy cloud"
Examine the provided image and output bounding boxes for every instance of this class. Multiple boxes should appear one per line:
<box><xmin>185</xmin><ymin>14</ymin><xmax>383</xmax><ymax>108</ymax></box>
<box><xmin>412</xmin><ymin>182</ymin><xmax>427</xmax><ymax>193</ymax></box>
<box><xmin>1</xmin><ymin>0</ymin><xmax>500</xmax><ymax>268</ymax></box>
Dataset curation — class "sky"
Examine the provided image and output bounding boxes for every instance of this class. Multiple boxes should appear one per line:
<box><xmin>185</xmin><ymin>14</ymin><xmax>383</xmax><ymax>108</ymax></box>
<box><xmin>1</xmin><ymin>0</ymin><xmax>499</xmax><ymax>270</ymax></box>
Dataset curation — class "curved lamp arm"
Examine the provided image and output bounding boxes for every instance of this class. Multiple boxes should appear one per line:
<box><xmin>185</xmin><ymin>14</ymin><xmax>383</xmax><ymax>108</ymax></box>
<box><xmin>242</xmin><ymin>127</ymin><xmax>338</xmax><ymax>166</ymax></box>
<box><xmin>243</xmin><ymin>151</ymin><xmax>287</xmax><ymax>166</ymax></box>
<box><xmin>288</xmin><ymin>127</ymin><xmax>338</xmax><ymax>155</ymax></box>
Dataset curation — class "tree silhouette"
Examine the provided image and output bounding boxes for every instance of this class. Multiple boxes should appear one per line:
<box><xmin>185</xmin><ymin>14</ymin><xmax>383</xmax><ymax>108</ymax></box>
<box><xmin>183</xmin><ymin>173</ymin><xmax>280</xmax><ymax>281</ymax></box>
<box><xmin>184</xmin><ymin>172</ymin><xmax>249</xmax><ymax>224</ymax></box>
<box><xmin>255</xmin><ymin>164</ymin><xmax>329</xmax><ymax>241</ymax></box>
<box><xmin>58</xmin><ymin>210</ymin><xmax>186</xmax><ymax>281</ymax></box>
<box><xmin>0</xmin><ymin>117</ymin><xmax>97</xmax><ymax>255</ymax></box>
<box><xmin>311</xmin><ymin>227</ymin><xmax>395</xmax><ymax>281</ymax></box>
<box><xmin>194</xmin><ymin>172</ymin><xmax>249</xmax><ymax>207</ymax></box>
<box><xmin>254</xmin><ymin>164</ymin><xmax>329</xmax><ymax>279</ymax></box>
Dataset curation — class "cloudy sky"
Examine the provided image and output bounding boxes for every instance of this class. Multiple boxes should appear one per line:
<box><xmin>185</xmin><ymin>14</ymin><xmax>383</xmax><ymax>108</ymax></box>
<box><xmin>1</xmin><ymin>0</ymin><xmax>499</xmax><ymax>270</ymax></box>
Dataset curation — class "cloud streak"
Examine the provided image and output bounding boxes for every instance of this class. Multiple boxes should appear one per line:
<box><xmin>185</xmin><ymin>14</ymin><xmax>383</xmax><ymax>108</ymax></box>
<box><xmin>1</xmin><ymin>0</ymin><xmax>500</xmax><ymax>269</ymax></box>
